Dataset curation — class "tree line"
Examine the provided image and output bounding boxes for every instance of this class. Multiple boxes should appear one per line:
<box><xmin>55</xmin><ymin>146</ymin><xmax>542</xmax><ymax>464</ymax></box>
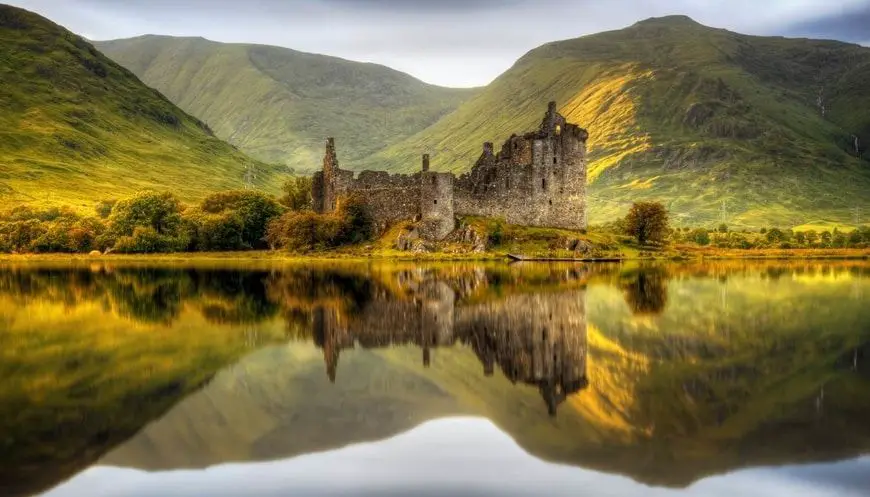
<box><xmin>0</xmin><ymin>177</ymin><xmax>373</xmax><ymax>254</ymax></box>
<box><xmin>616</xmin><ymin>201</ymin><xmax>870</xmax><ymax>249</ymax></box>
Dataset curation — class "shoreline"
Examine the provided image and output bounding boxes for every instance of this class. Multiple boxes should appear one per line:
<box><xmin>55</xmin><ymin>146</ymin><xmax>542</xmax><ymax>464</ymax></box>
<box><xmin>0</xmin><ymin>248</ymin><xmax>868</xmax><ymax>265</ymax></box>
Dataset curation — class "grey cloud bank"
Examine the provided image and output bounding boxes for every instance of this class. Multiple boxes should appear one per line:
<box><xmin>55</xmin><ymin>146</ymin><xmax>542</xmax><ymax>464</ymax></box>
<box><xmin>7</xmin><ymin>0</ymin><xmax>870</xmax><ymax>87</ymax></box>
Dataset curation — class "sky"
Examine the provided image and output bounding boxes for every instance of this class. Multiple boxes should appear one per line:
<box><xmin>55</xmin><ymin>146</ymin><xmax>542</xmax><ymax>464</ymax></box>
<box><xmin>7</xmin><ymin>0</ymin><xmax>870</xmax><ymax>87</ymax></box>
<box><xmin>43</xmin><ymin>418</ymin><xmax>870</xmax><ymax>497</ymax></box>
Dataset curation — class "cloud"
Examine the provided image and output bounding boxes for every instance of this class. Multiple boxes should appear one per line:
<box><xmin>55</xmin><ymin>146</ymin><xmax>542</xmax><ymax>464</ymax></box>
<box><xmin>6</xmin><ymin>0</ymin><xmax>870</xmax><ymax>87</ymax></box>
<box><xmin>784</xmin><ymin>4</ymin><xmax>870</xmax><ymax>42</ymax></box>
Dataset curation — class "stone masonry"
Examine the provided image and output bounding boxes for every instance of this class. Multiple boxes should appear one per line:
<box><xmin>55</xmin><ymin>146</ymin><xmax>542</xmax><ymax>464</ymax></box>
<box><xmin>312</xmin><ymin>102</ymin><xmax>589</xmax><ymax>240</ymax></box>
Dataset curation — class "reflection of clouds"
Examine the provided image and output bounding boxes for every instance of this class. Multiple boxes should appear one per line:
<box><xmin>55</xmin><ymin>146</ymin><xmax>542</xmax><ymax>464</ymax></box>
<box><xmin>43</xmin><ymin>418</ymin><xmax>869</xmax><ymax>497</ymax></box>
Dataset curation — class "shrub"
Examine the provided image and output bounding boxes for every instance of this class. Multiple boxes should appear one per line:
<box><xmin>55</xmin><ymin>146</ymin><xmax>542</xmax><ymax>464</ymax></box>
<box><xmin>266</xmin><ymin>195</ymin><xmax>373</xmax><ymax>251</ymax></box>
<box><xmin>336</xmin><ymin>195</ymin><xmax>373</xmax><ymax>245</ymax></box>
<box><xmin>0</xmin><ymin>219</ymin><xmax>47</xmax><ymax>252</ymax></box>
<box><xmin>200</xmin><ymin>190</ymin><xmax>284</xmax><ymax>249</ymax></box>
<box><xmin>280</xmin><ymin>176</ymin><xmax>314</xmax><ymax>211</ymax></box>
<box><xmin>113</xmin><ymin>226</ymin><xmax>187</xmax><ymax>254</ymax></box>
<box><xmin>689</xmin><ymin>228</ymin><xmax>711</xmax><ymax>246</ymax></box>
<box><xmin>184</xmin><ymin>209</ymin><xmax>246</xmax><ymax>251</ymax></box>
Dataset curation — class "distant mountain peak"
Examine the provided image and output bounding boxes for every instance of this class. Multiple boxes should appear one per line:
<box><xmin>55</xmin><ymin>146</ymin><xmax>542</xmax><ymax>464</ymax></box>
<box><xmin>632</xmin><ymin>15</ymin><xmax>703</xmax><ymax>27</ymax></box>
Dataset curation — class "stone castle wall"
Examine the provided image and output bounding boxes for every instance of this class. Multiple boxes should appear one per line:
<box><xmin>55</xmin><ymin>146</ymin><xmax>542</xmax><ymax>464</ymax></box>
<box><xmin>312</xmin><ymin>102</ymin><xmax>589</xmax><ymax>240</ymax></box>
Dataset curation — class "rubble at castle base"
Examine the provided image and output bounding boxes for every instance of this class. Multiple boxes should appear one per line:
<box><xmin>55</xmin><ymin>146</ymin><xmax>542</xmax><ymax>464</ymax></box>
<box><xmin>312</xmin><ymin>102</ymin><xmax>589</xmax><ymax>241</ymax></box>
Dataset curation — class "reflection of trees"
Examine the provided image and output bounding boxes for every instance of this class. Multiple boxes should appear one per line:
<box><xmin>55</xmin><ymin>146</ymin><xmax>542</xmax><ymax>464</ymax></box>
<box><xmin>0</xmin><ymin>267</ymin><xmax>279</xmax><ymax>326</ymax></box>
<box><xmin>621</xmin><ymin>267</ymin><xmax>668</xmax><ymax>315</ymax></box>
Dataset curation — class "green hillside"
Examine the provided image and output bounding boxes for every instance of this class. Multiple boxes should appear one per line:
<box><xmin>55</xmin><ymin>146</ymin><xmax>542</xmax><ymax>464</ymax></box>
<box><xmin>0</xmin><ymin>5</ymin><xmax>284</xmax><ymax>211</ymax></box>
<box><xmin>94</xmin><ymin>36</ymin><xmax>477</xmax><ymax>173</ymax></box>
<box><xmin>363</xmin><ymin>16</ymin><xmax>870</xmax><ymax>228</ymax></box>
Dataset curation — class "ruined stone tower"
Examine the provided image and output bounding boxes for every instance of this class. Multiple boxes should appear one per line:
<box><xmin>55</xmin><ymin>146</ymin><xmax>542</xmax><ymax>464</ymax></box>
<box><xmin>311</xmin><ymin>102</ymin><xmax>588</xmax><ymax>239</ymax></box>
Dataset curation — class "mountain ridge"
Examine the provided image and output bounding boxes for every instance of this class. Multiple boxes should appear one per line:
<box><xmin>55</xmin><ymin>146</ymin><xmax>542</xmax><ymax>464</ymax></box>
<box><xmin>93</xmin><ymin>35</ymin><xmax>479</xmax><ymax>173</ymax></box>
<box><xmin>357</xmin><ymin>16</ymin><xmax>870</xmax><ymax>227</ymax></box>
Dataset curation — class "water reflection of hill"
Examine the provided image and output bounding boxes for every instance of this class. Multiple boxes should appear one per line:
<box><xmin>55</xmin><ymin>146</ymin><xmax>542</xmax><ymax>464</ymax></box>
<box><xmin>1</xmin><ymin>262</ymin><xmax>869</xmax><ymax>493</ymax></box>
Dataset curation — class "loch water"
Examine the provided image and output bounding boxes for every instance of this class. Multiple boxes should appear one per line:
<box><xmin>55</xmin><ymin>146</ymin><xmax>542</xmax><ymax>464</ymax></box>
<box><xmin>1</xmin><ymin>261</ymin><xmax>869</xmax><ymax>497</ymax></box>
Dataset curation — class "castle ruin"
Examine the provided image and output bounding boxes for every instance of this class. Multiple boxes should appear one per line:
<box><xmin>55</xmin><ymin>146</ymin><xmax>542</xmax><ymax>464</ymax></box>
<box><xmin>312</xmin><ymin>102</ymin><xmax>589</xmax><ymax>240</ymax></box>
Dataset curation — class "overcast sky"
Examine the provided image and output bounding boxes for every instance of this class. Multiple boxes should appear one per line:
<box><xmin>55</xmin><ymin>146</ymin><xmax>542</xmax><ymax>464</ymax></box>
<box><xmin>8</xmin><ymin>0</ymin><xmax>870</xmax><ymax>87</ymax></box>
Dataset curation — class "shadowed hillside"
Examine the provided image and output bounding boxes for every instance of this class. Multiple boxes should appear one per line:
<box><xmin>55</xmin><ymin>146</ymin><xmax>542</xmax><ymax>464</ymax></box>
<box><xmin>0</xmin><ymin>5</ymin><xmax>284</xmax><ymax>211</ymax></box>
<box><xmin>362</xmin><ymin>16</ymin><xmax>870</xmax><ymax>228</ymax></box>
<box><xmin>94</xmin><ymin>35</ymin><xmax>478</xmax><ymax>173</ymax></box>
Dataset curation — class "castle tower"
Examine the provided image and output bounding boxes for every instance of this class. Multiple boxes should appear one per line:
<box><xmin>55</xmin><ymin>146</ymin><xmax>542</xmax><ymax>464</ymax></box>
<box><xmin>419</xmin><ymin>154</ymin><xmax>455</xmax><ymax>240</ymax></box>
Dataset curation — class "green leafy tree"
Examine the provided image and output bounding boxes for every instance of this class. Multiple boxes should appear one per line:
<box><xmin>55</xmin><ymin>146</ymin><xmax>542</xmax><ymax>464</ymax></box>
<box><xmin>804</xmin><ymin>230</ymin><xmax>819</xmax><ymax>245</ymax></box>
<box><xmin>108</xmin><ymin>190</ymin><xmax>184</xmax><ymax>237</ymax></box>
<box><xmin>183</xmin><ymin>208</ymin><xmax>246</xmax><ymax>251</ymax></box>
<box><xmin>820</xmin><ymin>231</ymin><xmax>832</xmax><ymax>246</ymax></box>
<box><xmin>690</xmin><ymin>228</ymin><xmax>711</xmax><ymax>246</ymax></box>
<box><xmin>765</xmin><ymin>228</ymin><xmax>786</xmax><ymax>243</ymax></box>
<box><xmin>623</xmin><ymin>201</ymin><xmax>669</xmax><ymax>245</ymax></box>
<box><xmin>200</xmin><ymin>190</ymin><xmax>283</xmax><ymax>249</ymax></box>
<box><xmin>794</xmin><ymin>231</ymin><xmax>806</xmax><ymax>245</ymax></box>
<box><xmin>717</xmin><ymin>223</ymin><xmax>729</xmax><ymax>233</ymax></box>
<box><xmin>280</xmin><ymin>176</ymin><xmax>314</xmax><ymax>211</ymax></box>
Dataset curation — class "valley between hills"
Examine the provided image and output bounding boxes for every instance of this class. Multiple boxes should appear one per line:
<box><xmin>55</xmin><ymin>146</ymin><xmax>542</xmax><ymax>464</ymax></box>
<box><xmin>2</xmin><ymin>3</ymin><xmax>870</xmax><ymax>229</ymax></box>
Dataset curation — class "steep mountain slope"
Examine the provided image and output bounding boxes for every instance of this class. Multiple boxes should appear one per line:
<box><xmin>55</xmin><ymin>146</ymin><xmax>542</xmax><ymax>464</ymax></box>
<box><xmin>0</xmin><ymin>5</ymin><xmax>283</xmax><ymax>211</ymax></box>
<box><xmin>364</xmin><ymin>16</ymin><xmax>870</xmax><ymax>227</ymax></box>
<box><xmin>94</xmin><ymin>36</ymin><xmax>477</xmax><ymax>173</ymax></box>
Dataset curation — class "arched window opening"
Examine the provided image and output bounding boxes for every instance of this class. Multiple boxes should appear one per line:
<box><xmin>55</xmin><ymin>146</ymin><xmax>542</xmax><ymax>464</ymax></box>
<box><xmin>553</xmin><ymin>157</ymin><xmax>557</xmax><ymax>165</ymax></box>
<box><xmin>542</xmin><ymin>178</ymin><xmax>546</xmax><ymax>190</ymax></box>
<box><xmin>434</xmin><ymin>199</ymin><xmax>438</xmax><ymax>205</ymax></box>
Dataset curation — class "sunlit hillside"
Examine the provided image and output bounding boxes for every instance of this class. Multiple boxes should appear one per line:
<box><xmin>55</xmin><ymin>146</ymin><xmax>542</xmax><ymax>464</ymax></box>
<box><xmin>362</xmin><ymin>16</ymin><xmax>870</xmax><ymax>228</ymax></box>
<box><xmin>0</xmin><ymin>5</ymin><xmax>284</xmax><ymax>212</ymax></box>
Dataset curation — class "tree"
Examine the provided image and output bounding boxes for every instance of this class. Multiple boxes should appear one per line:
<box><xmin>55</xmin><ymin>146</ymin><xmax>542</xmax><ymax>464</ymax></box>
<box><xmin>200</xmin><ymin>190</ymin><xmax>283</xmax><ymax>249</ymax></box>
<box><xmin>820</xmin><ymin>231</ymin><xmax>832</xmax><ymax>246</ymax></box>
<box><xmin>794</xmin><ymin>231</ymin><xmax>807</xmax><ymax>245</ymax></box>
<box><xmin>280</xmin><ymin>176</ymin><xmax>314</xmax><ymax>211</ymax></box>
<box><xmin>690</xmin><ymin>228</ymin><xmax>711</xmax><ymax>246</ymax></box>
<box><xmin>107</xmin><ymin>190</ymin><xmax>187</xmax><ymax>252</ymax></box>
<box><xmin>717</xmin><ymin>223</ymin><xmax>729</xmax><ymax>233</ymax></box>
<box><xmin>766</xmin><ymin>228</ymin><xmax>786</xmax><ymax>243</ymax></box>
<box><xmin>108</xmin><ymin>190</ymin><xmax>184</xmax><ymax>237</ymax></box>
<box><xmin>805</xmin><ymin>230</ymin><xmax>819</xmax><ymax>245</ymax></box>
<box><xmin>623</xmin><ymin>201</ymin><xmax>669</xmax><ymax>245</ymax></box>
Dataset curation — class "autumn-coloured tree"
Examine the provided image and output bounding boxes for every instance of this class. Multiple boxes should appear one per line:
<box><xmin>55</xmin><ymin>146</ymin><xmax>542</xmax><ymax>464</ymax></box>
<box><xmin>624</xmin><ymin>201</ymin><xmax>669</xmax><ymax>245</ymax></box>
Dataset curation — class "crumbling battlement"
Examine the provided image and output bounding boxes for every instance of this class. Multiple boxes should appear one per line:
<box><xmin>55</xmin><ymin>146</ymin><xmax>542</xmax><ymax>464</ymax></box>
<box><xmin>312</xmin><ymin>102</ymin><xmax>588</xmax><ymax>240</ymax></box>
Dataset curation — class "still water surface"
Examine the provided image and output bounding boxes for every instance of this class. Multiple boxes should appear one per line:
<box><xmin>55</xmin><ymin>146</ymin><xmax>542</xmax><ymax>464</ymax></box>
<box><xmin>1</xmin><ymin>261</ymin><xmax>868</xmax><ymax>496</ymax></box>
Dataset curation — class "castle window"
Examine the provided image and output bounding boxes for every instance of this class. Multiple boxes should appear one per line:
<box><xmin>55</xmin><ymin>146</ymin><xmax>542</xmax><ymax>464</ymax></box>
<box><xmin>542</xmin><ymin>178</ymin><xmax>546</xmax><ymax>190</ymax></box>
<box><xmin>434</xmin><ymin>199</ymin><xmax>438</xmax><ymax>205</ymax></box>
<box><xmin>555</xmin><ymin>125</ymin><xmax>561</xmax><ymax>135</ymax></box>
<box><xmin>432</xmin><ymin>176</ymin><xmax>436</xmax><ymax>185</ymax></box>
<box><xmin>549</xmin><ymin>199</ymin><xmax>553</xmax><ymax>206</ymax></box>
<box><xmin>553</xmin><ymin>157</ymin><xmax>557</xmax><ymax>165</ymax></box>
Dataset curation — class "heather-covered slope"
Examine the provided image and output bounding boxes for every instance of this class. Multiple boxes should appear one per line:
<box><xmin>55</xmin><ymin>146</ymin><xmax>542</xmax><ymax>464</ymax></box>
<box><xmin>364</xmin><ymin>16</ymin><xmax>870</xmax><ymax>227</ymax></box>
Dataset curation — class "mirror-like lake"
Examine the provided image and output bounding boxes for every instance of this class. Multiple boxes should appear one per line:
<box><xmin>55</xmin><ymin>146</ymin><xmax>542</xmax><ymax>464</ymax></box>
<box><xmin>1</xmin><ymin>261</ymin><xmax>869</xmax><ymax>497</ymax></box>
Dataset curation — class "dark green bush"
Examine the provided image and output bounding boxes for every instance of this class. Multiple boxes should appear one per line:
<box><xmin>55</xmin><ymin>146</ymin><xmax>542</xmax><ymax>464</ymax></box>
<box><xmin>113</xmin><ymin>226</ymin><xmax>187</xmax><ymax>254</ymax></box>
<box><xmin>184</xmin><ymin>209</ymin><xmax>246</xmax><ymax>251</ymax></box>
<box><xmin>200</xmin><ymin>190</ymin><xmax>283</xmax><ymax>249</ymax></box>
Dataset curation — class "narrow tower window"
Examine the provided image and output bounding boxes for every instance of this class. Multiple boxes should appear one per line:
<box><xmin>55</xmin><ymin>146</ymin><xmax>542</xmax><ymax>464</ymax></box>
<box><xmin>542</xmin><ymin>178</ymin><xmax>546</xmax><ymax>190</ymax></box>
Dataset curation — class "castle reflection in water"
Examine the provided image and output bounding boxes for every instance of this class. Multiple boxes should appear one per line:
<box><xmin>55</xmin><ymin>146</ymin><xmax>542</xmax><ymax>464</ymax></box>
<box><xmin>302</xmin><ymin>268</ymin><xmax>590</xmax><ymax>416</ymax></box>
